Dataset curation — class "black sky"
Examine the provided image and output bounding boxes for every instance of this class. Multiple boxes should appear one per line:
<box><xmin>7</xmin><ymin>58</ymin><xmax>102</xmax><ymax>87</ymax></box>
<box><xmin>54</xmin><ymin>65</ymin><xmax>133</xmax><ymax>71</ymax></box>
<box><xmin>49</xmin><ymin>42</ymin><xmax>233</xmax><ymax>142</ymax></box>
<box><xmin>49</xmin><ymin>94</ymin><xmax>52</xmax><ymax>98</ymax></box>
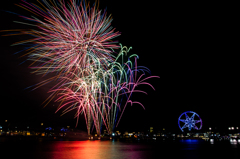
<box><xmin>0</xmin><ymin>0</ymin><xmax>239</xmax><ymax>133</ymax></box>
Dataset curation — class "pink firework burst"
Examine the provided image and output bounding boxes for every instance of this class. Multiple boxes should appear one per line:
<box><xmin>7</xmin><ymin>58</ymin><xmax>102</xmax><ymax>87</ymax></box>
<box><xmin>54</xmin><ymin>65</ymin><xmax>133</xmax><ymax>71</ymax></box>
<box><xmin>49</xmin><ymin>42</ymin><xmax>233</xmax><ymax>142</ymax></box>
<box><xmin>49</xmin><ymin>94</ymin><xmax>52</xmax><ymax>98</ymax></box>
<box><xmin>14</xmin><ymin>0</ymin><xmax>120</xmax><ymax>75</ymax></box>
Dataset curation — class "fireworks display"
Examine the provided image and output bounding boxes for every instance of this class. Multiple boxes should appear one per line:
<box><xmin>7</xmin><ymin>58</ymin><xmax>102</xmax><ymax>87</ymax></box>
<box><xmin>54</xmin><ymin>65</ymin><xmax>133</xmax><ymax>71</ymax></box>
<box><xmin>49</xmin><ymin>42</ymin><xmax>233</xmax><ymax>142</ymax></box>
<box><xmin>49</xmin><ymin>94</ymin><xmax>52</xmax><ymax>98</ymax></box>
<box><xmin>4</xmin><ymin>0</ymin><xmax>159</xmax><ymax>135</ymax></box>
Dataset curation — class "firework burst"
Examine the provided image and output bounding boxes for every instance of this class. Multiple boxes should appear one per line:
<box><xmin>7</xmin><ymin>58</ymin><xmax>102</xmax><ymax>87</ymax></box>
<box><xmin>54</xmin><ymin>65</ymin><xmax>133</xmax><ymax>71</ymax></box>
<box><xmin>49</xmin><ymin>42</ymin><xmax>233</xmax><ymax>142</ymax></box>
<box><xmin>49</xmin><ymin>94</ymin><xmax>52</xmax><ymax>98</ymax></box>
<box><xmin>3</xmin><ymin>0</ymin><xmax>159</xmax><ymax>135</ymax></box>
<box><xmin>12</xmin><ymin>0</ymin><xmax>120</xmax><ymax>75</ymax></box>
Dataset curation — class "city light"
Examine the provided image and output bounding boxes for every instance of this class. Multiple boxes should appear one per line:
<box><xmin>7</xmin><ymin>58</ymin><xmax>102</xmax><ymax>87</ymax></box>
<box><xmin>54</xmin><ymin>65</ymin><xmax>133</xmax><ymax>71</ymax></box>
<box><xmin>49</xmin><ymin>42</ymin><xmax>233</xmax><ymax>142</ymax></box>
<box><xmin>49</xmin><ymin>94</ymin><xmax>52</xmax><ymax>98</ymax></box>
<box><xmin>210</xmin><ymin>139</ymin><xmax>214</xmax><ymax>144</ymax></box>
<box><xmin>230</xmin><ymin>139</ymin><xmax>237</xmax><ymax>145</ymax></box>
<box><xmin>1</xmin><ymin>124</ymin><xmax>240</xmax><ymax>143</ymax></box>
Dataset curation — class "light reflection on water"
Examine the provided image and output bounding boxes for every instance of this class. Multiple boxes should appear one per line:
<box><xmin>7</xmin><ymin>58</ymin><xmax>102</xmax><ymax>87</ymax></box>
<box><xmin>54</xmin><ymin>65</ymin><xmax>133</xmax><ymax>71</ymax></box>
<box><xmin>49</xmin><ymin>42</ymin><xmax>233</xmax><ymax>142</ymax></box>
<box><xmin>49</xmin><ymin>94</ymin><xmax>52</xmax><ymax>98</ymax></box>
<box><xmin>50</xmin><ymin>141</ymin><xmax>152</xmax><ymax>159</ymax></box>
<box><xmin>1</xmin><ymin>139</ymin><xmax>240</xmax><ymax>159</ymax></box>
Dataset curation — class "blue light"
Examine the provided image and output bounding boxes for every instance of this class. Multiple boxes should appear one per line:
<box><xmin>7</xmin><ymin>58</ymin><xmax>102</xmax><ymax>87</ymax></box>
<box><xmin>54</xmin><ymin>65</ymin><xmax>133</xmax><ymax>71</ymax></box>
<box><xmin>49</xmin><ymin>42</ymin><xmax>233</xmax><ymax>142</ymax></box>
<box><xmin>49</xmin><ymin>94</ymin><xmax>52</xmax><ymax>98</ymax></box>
<box><xmin>180</xmin><ymin>139</ymin><xmax>199</xmax><ymax>143</ymax></box>
<box><xmin>178</xmin><ymin>111</ymin><xmax>202</xmax><ymax>132</ymax></box>
<box><xmin>61</xmin><ymin>128</ymin><xmax>66</xmax><ymax>132</ymax></box>
<box><xmin>45</xmin><ymin>127</ymin><xmax>52</xmax><ymax>130</ymax></box>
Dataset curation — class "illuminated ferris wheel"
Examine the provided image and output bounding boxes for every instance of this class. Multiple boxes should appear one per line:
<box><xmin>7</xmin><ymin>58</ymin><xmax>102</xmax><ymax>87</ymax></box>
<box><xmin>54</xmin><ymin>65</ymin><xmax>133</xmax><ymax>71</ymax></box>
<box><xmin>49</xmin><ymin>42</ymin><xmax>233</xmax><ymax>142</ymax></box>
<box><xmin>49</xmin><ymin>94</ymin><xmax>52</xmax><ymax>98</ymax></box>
<box><xmin>178</xmin><ymin>111</ymin><xmax>202</xmax><ymax>132</ymax></box>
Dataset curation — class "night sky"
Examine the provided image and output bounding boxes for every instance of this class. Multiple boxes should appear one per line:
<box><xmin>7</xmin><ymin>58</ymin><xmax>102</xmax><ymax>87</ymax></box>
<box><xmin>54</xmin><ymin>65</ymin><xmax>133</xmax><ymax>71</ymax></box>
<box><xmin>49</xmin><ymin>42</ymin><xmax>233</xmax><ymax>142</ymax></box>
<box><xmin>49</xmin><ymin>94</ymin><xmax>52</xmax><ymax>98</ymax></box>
<box><xmin>0</xmin><ymin>0</ymin><xmax>238</xmax><ymax>133</ymax></box>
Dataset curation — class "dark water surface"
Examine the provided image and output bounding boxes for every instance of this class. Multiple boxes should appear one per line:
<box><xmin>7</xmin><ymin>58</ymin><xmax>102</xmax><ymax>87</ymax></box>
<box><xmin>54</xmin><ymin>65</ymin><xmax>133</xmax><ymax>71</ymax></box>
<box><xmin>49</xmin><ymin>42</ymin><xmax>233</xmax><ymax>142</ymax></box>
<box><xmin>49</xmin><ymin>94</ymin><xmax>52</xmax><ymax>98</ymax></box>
<box><xmin>1</xmin><ymin>139</ymin><xmax>240</xmax><ymax>159</ymax></box>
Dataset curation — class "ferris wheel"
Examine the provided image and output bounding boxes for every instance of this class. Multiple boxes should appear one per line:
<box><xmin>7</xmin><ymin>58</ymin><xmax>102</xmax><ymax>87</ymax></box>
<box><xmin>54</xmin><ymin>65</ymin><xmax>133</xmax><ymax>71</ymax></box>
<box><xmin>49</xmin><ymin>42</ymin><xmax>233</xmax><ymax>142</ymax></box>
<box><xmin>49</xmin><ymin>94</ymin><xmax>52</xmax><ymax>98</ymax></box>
<box><xmin>178</xmin><ymin>111</ymin><xmax>202</xmax><ymax>132</ymax></box>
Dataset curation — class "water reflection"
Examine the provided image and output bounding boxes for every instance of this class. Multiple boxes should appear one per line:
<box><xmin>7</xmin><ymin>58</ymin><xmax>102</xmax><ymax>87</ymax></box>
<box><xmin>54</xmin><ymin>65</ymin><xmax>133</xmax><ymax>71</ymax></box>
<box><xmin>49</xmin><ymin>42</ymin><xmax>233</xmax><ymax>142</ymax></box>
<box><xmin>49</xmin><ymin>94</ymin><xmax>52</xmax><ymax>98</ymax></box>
<box><xmin>51</xmin><ymin>141</ymin><xmax>148</xmax><ymax>159</ymax></box>
<box><xmin>2</xmin><ymin>139</ymin><xmax>240</xmax><ymax>159</ymax></box>
<box><xmin>180</xmin><ymin>139</ymin><xmax>200</xmax><ymax>144</ymax></box>
<box><xmin>179</xmin><ymin>139</ymin><xmax>203</xmax><ymax>151</ymax></box>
